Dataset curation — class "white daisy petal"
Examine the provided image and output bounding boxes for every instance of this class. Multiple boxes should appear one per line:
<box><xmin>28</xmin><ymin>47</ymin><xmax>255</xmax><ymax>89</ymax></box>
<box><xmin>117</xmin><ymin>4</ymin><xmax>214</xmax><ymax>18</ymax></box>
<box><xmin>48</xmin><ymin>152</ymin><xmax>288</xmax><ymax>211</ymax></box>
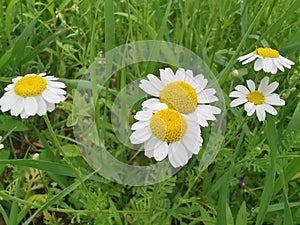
<box><xmin>154</xmin><ymin>141</ymin><xmax>169</xmax><ymax>161</ymax></box>
<box><xmin>160</xmin><ymin>68</ymin><xmax>175</xmax><ymax>84</ymax></box>
<box><xmin>255</xmin><ymin>105</ymin><xmax>266</xmax><ymax>121</ymax></box>
<box><xmin>262</xmin><ymin>58</ymin><xmax>273</xmax><ymax>73</ymax></box>
<box><xmin>10</xmin><ymin>97</ymin><xmax>25</xmax><ymax>116</ymax></box>
<box><xmin>131</xmin><ymin>121</ymin><xmax>149</xmax><ymax>130</ymax></box>
<box><xmin>262</xmin><ymin>81</ymin><xmax>279</xmax><ymax>96</ymax></box>
<box><xmin>238</xmin><ymin>52</ymin><xmax>254</xmax><ymax>62</ymax></box>
<box><xmin>270</xmin><ymin>63</ymin><xmax>278</xmax><ymax>74</ymax></box>
<box><xmin>147</xmin><ymin>74</ymin><xmax>165</xmax><ymax>91</ymax></box>
<box><xmin>47</xmin><ymin>80</ymin><xmax>66</xmax><ymax>88</ymax></box>
<box><xmin>139</xmin><ymin>80</ymin><xmax>160</xmax><ymax>96</ymax></box>
<box><xmin>230</xmin><ymin>97</ymin><xmax>248</xmax><ymax>107</ymax></box>
<box><xmin>265</xmin><ymin>94</ymin><xmax>285</xmax><ymax>106</ymax></box>
<box><xmin>130</xmin><ymin>127</ymin><xmax>152</xmax><ymax>144</ymax></box>
<box><xmin>244</xmin><ymin>102</ymin><xmax>254</xmax><ymax>112</ymax></box>
<box><xmin>134</xmin><ymin>111</ymin><xmax>153</xmax><ymax>121</ymax></box>
<box><xmin>35</xmin><ymin>96</ymin><xmax>47</xmax><ymax>116</ymax></box>
<box><xmin>169</xmin><ymin>142</ymin><xmax>189</xmax><ymax>167</ymax></box>
<box><xmin>273</xmin><ymin>58</ymin><xmax>285</xmax><ymax>72</ymax></box>
<box><xmin>246</xmin><ymin>80</ymin><xmax>256</xmax><ymax>92</ymax></box>
<box><xmin>175</xmin><ymin>68</ymin><xmax>186</xmax><ymax>81</ymax></box>
<box><xmin>235</xmin><ymin>85</ymin><xmax>250</xmax><ymax>95</ymax></box>
<box><xmin>168</xmin><ymin>149</ymin><xmax>181</xmax><ymax>168</ymax></box>
<box><xmin>241</xmin><ymin>54</ymin><xmax>257</xmax><ymax>65</ymax></box>
<box><xmin>4</xmin><ymin>84</ymin><xmax>15</xmax><ymax>91</ymax></box>
<box><xmin>247</xmin><ymin>106</ymin><xmax>256</xmax><ymax>116</ymax></box>
<box><xmin>263</xmin><ymin>104</ymin><xmax>278</xmax><ymax>116</ymax></box>
<box><xmin>254</xmin><ymin>58</ymin><xmax>263</xmax><ymax>71</ymax></box>
<box><xmin>144</xmin><ymin>136</ymin><xmax>159</xmax><ymax>152</ymax></box>
<box><xmin>45</xmin><ymin>102</ymin><xmax>55</xmax><ymax>112</ymax></box>
<box><xmin>258</xmin><ymin>76</ymin><xmax>269</xmax><ymax>93</ymax></box>
<box><xmin>24</xmin><ymin>97</ymin><xmax>38</xmax><ymax>116</ymax></box>
<box><xmin>229</xmin><ymin>91</ymin><xmax>246</xmax><ymax>98</ymax></box>
<box><xmin>279</xmin><ymin>56</ymin><xmax>294</xmax><ymax>66</ymax></box>
<box><xmin>145</xmin><ymin>149</ymin><xmax>154</xmax><ymax>158</ymax></box>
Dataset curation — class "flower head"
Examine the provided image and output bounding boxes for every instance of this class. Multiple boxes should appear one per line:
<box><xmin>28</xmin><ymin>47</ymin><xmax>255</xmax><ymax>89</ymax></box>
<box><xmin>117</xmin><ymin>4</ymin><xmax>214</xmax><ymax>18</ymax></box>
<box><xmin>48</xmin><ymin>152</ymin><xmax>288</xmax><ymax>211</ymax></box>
<box><xmin>0</xmin><ymin>73</ymin><xmax>66</xmax><ymax>119</ymax></box>
<box><xmin>130</xmin><ymin>101</ymin><xmax>203</xmax><ymax>168</ymax></box>
<box><xmin>139</xmin><ymin>68</ymin><xmax>221</xmax><ymax>127</ymax></box>
<box><xmin>230</xmin><ymin>76</ymin><xmax>285</xmax><ymax>121</ymax></box>
<box><xmin>0</xmin><ymin>136</ymin><xmax>4</xmax><ymax>150</ymax></box>
<box><xmin>238</xmin><ymin>47</ymin><xmax>294</xmax><ymax>74</ymax></box>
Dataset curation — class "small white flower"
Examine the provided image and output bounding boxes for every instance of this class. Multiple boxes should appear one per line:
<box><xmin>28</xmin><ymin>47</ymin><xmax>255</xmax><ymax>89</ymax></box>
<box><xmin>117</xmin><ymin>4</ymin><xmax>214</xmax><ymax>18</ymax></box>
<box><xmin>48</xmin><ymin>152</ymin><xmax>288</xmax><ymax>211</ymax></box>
<box><xmin>229</xmin><ymin>76</ymin><xmax>285</xmax><ymax>121</ymax></box>
<box><xmin>0</xmin><ymin>73</ymin><xmax>66</xmax><ymax>119</ymax></box>
<box><xmin>139</xmin><ymin>68</ymin><xmax>221</xmax><ymax>127</ymax></box>
<box><xmin>0</xmin><ymin>136</ymin><xmax>4</xmax><ymax>149</ymax></box>
<box><xmin>130</xmin><ymin>102</ymin><xmax>203</xmax><ymax>168</ymax></box>
<box><xmin>238</xmin><ymin>47</ymin><xmax>294</xmax><ymax>74</ymax></box>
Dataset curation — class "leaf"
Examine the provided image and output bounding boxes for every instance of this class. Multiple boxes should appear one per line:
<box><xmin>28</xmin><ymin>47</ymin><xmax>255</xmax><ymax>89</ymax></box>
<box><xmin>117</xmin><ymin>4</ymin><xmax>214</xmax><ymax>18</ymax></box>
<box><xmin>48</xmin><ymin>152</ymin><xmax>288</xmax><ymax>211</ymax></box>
<box><xmin>226</xmin><ymin>204</ymin><xmax>234</xmax><ymax>225</ymax></box>
<box><xmin>61</xmin><ymin>144</ymin><xmax>82</xmax><ymax>157</ymax></box>
<box><xmin>0</xmin><ymin>115</ymin><xmax>29</xmax><ymax>131</ymax></box>
<box><xmin>236</xmin><ymin>201</ymin><xmax>247</xmax><ymax>225</ymax></box>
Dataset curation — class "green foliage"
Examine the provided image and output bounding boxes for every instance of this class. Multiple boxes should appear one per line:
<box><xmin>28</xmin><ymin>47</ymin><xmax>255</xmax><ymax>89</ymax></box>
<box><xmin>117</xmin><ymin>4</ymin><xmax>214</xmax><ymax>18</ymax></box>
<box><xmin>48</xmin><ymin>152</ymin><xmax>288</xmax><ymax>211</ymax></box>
<box><xmin>0</xmin><ymin>0</ymin><xmax>299</xmax><ymax>224</ymax></box>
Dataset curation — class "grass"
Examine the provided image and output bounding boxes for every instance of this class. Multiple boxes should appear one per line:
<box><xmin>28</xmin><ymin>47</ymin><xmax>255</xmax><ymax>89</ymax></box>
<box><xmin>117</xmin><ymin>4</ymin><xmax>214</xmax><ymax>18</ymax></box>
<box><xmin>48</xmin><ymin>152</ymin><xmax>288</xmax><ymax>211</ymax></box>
<box><xmin>0</xmin><ymin>0</ymin><xmax>300</xmax><ymax>224</ymax></box>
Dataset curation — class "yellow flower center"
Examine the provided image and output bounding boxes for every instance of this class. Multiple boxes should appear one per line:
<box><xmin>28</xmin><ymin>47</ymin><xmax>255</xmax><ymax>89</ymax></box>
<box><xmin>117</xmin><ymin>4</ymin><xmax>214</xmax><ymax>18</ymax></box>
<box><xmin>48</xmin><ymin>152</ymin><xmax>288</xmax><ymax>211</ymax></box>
<box><xmin>14</xmin><ymin>75</ymin><xmax>47</xmax><ymax>97</ymax></box>
<box><xmin>253</xmin><ymin>48</ymin><xmax>279</xmax><ymax>58</ymax></box>
<box><xmin>247</xmin><ymin>91</ymin><xmax>265</xmax><ymax>105</ymax></box>
<box><xmin>150</xmin><ymin>109</ymin><xmax>187</xmax><ymax>143</ymax></box>
<box><xmin>159</xmin><ymin>81</ymin><xmax>197</xmax><ymax>114</ymax></box>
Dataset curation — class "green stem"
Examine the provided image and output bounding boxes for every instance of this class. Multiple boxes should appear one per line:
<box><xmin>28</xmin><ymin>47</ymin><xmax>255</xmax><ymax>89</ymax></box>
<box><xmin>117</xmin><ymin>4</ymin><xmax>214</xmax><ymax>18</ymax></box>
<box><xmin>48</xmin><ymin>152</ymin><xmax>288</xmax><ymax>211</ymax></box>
<box><xmin>255</xmin><ymin>115</ymin><xmax>278</xmax><ymax>225</ymax></box>
<box><xmin>42</xmin><ymin>115</ymin><xmax>95</xmax><ymax>203</ymax></box>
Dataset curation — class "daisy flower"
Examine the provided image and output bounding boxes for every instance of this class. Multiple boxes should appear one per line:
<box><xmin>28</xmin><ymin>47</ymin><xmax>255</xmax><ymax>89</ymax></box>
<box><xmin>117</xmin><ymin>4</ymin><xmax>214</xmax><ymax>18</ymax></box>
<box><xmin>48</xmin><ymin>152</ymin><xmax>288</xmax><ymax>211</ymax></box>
<box><xmin>229</xmin><ymin>76</ymin><xmax>285</xmax><ymax>121</ymax></box>
<box><xmin>0</xmin><ymin>136</ymin><xmax>4</xmax><ymax>150</ymax></box>
<box><xmin>130</xmin><ymin>101</ymin><xmax>203</xmax><ymax>168</ymax></box>
<box><xmin>0</xmin><ymin>73</ymin><xmax>66</xmax><ymax>119</ymax></box>
<box><xmin>238</xmin><ymin>47</ymin><xmax>294</xmax><ymax>74</ymax></box>
<box><xmin>139</xmin><ymin>68</ymin><xmax>221</xmax><ymax>127</ymax></box>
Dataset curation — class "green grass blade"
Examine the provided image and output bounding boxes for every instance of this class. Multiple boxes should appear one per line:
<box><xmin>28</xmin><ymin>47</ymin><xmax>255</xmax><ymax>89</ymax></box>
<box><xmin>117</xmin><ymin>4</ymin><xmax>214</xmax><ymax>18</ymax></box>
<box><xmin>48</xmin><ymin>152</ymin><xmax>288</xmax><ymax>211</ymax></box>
<box><xmin>255</xmin><ymin>115</ymin><xmax>278</xmax><ymax>225</ymax></box>
<box><xmin>0</xmin><ymin>159</ymin><xmax>103</xmax><ymax>182</ymax></box>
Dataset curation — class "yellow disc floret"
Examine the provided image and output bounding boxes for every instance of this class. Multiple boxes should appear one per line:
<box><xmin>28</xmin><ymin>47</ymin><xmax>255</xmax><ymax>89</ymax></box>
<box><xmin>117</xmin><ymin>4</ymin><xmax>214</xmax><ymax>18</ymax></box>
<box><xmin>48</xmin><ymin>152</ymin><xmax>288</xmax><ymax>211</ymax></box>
<box><xmin>247</xmin><ymin>91</ymin><xmax>265</xmax><ymax>105</ymax></box>
<box><xmin>253</xmin><ymin>48</ymin><xmax>279</xmax><ymax>58</ymax></box>
<box><xmin>14</xmin><ymin>75</ymin><xmax>47</xmax><ymax>97</ymax></box>
<box><xmin>159</xmin><ymin>81</ymin><xmax>197</xmax><ymax>114</ymax></box>
<box><xmin>150</xmin><ymin>109</ymin><xmax>187</xmax><ymax>143</ymax></box>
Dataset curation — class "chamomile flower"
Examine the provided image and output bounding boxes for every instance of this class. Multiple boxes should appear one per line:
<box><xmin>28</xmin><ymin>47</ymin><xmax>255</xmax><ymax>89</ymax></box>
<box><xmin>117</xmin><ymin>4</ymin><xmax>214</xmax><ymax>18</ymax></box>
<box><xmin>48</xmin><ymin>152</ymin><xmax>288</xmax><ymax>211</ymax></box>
<box><xmin>230</xmin><ymin>76</ymin><xmax>285</xmax><ymax>121</ymax></box>
<box><xmin>139</xmin><ymin>68</ymin><xmax>221</xmax><ymax>127</ymax></box>
<box><xmin>0</xmin><ymin>136</ymin><xmax>4</xmax><ymax>150</ymax></box>
<box><xmin>238</xmin><ymin>47</ymin><xmax>294</xmax><ymax>74</ymax></box>
<box><xmin>0</xmin><ymin>73</ymin><xmax>66</xmax><ymax>119</ymax></box>
<box><xmin>130</xmin><ymin>101</ymin><xmax>203</xmax><ymax>168</ymax></box>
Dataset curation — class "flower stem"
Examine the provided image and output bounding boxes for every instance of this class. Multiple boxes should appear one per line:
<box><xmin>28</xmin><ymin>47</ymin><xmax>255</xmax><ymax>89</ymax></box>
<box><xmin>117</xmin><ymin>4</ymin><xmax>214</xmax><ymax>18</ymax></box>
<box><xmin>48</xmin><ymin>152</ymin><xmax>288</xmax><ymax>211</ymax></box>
<box><xmin>255</xmin><ymin>114</ymin><xmax>278</xmax><ymax>225</ymax></box>
<box><xmin>42</xmin><ymin>114</ymin><xmax>96</xmax><ymax>203</ymax></box>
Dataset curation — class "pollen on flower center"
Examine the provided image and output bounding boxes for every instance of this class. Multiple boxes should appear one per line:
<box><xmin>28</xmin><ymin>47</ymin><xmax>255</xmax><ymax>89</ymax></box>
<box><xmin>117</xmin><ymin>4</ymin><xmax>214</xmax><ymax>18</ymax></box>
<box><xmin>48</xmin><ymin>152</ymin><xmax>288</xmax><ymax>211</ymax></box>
<box><xmin>159</xmin><ymin>81</ymin><xmax>197</xmax><ymax>114</ymax></box>
<box><xmin>253</xmin><ymin>48</ymin><xmax>279</xmax><ymax>58</ymax></box>
<box><xmin>150</xmin><ymin>109</ymin><xmax>187</xmax><ymax>143</ymax></box>
<box><xmin>247</xmin><ymin>91</ymin><xmax>265</xmax><ymax>105</ymax></box>
<box><xmin>14</xmin><ymin>75</ymin><xmax>47</xmax><ymax>97</ymax></box>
